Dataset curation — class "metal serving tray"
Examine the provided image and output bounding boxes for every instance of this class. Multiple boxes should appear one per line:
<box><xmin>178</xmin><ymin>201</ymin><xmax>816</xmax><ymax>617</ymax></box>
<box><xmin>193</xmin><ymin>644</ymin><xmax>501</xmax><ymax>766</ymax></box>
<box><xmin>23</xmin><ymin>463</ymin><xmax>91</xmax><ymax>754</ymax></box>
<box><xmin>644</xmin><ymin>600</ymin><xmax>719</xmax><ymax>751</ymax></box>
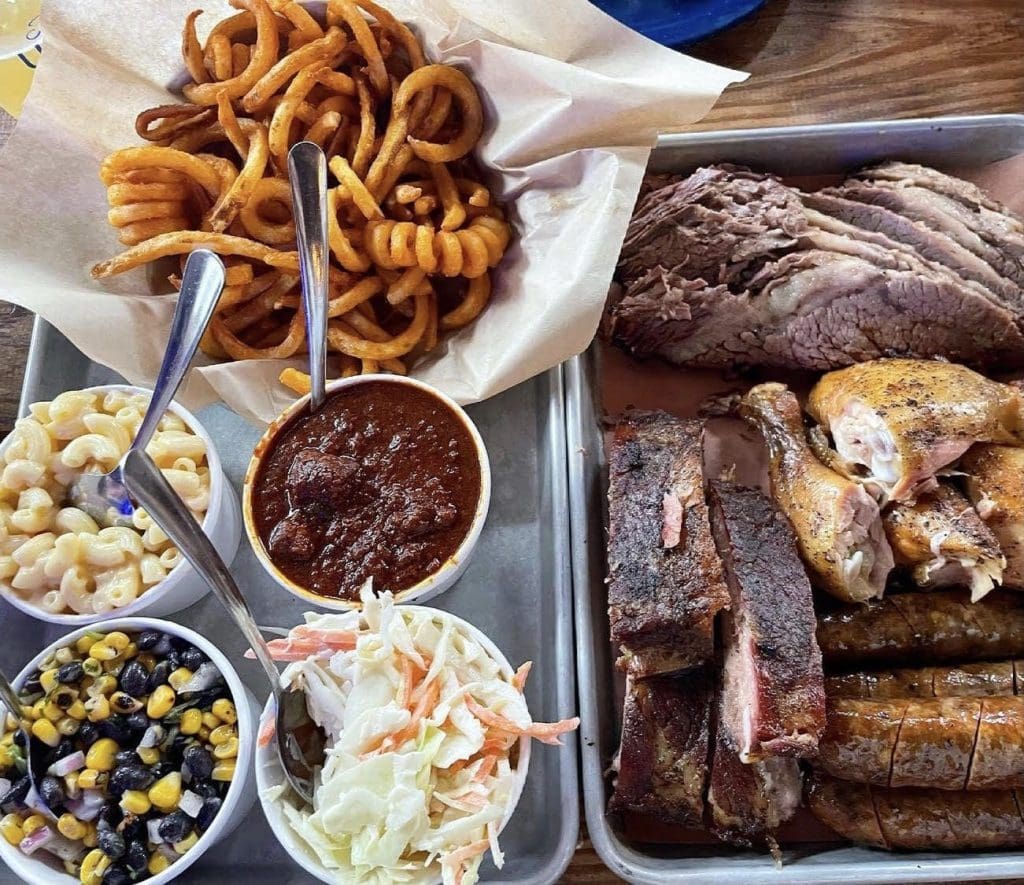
<box><xmin>0</xmin><ymin>318</ymin><xmax>579</xmax><ymax>885</ymax></box>
<box><xmin>566</xmin><ymin>114</ymin><xmax>1024</xmax><ymax>885</ymax></box>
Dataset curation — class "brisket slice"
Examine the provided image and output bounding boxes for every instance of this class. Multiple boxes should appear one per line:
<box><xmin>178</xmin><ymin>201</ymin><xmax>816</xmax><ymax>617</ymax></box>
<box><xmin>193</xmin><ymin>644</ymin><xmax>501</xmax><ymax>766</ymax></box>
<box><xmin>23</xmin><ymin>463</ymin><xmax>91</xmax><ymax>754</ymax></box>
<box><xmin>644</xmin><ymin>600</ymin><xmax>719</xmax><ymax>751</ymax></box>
<box><xmin>803</xmin><ymin>191</ymin><xmax>1022</xmax><ymax>303</ymax></box>
<box><xmin>609</xmin><ymin>251</ymin><xmax>1024</xmax><ymax>371</ymax></box>
<box><xmin>706</xmin><ymin>480</ymin><xmax>825</xmax><ymax>760</ymax></box>
<box><xmin>609</xmin><ymin>669</ymin><xmax>712</xmax><ymax>826</ymax></box>
<box><xmin>606</xmin><ymin>410</ymin><xmax>729</xmax><ymax>677</ymax></box>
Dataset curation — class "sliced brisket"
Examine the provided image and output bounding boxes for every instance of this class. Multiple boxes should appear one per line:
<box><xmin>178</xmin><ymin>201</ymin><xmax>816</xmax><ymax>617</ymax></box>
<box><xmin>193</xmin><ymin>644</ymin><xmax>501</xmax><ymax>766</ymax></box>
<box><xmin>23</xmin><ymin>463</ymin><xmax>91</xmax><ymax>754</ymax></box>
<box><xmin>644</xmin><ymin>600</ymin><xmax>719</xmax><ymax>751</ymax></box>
<box><xmin>606</xmin><ymin>410</ymin><xmax>729</xmax><ymax>677</ymax></box>
<box><xmin>609</xmin><ymin>669</ymin><xmax>713</xmax><ymax>826</ymax></box>
<box><xmin>706</xmin><ymin>480</ymin><xmax>825</xmax><ymax>760</ymax></box>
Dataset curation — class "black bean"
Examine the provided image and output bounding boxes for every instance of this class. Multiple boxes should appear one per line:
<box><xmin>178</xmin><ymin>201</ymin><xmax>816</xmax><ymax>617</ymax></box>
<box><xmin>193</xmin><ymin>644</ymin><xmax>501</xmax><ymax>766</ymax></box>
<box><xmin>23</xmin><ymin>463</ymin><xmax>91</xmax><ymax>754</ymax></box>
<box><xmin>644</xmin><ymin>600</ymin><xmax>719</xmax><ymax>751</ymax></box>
<box><xmin>179</xmin><ymin>646</ymin><xmax>206</xmax><ymax>671</ymax></box>
<box><xmin>109</xmin><ymin>764</ymin><xmax>156</xmax><ymax>795</ymax></box>
<box><xmin>119</xmin><ymin>816</ymin><xmax>145</xmax><ymax>843</ymax></box>
<box><xmin>56</xmin><ymin>738</ymin><xmax>77</xmax><ymax>760</ymax></box>
<box><xmin>183</xmin><ymin>745</ymin><xmax>213</xmax><ymax>780</ymax></box>
<box><xmin>22</xmin><ymin>673</ymin><xmax>42</xmax><ymax>695</ymax></box>
<box><xmin>98</xmin><ymin>716</ymin><xmax>132</xmax><ymax>745</ymax></box>
<box><xmin>1</xmin><ymin>775</ymin><xmax>29</xmax><ymax>807</ymax></box>
<box><xmin>97</xmin><ymin>827</ymin><xmax>126</xmax><ymax>860</ymax></box>
<box><xmin>190</xmin><ymin>780</ymin><xmax>218</xmax><ymax>799</ymax></box>
<box><xmin>98</xmin><ymin>803</ymin><xmax>121</xmax><ymax>830</ymax></box>
<box><xmin>56</xmin><ymin>661</ymin><xmax>84</xmax><ymax>684</ymax></box>
<box><xmin>164</xmin><ymin>651</ymin><xmax>181</xmax><ymax>672</ymax></box>
<box><xmin>102</xmin><ymin>865</ymin><xmax>131</xmax><ymax>885</ymax></box>
<box><xmin>152</xmin><ymin>634</ymin><xmax>173</xmax><ymax>657</ymax></box>
<box><xmin>146</xmin><ymin>661</ymin><xmax>172</xmax><ymax>693</ymax></box>
<box><xmin>135</xmin><ymin>630</ymin><xmax>161</xmax><ymax>651</ymax></box>
<box><xmin>125</xmin><ymin>711</ymin><xmax>150</xmax><ymax>732</ymax></box>
<box><xmin>157</xmin><ymin>810</ymin><xmax>192</xmax><ymax>844</ymax></box>
<box><xmin>149</xmin><ymin>761</ymin><xmax>175</xmax><ymax>780</ymax></box>
<box><xmin>124</xmin><ymin>840</ymin><xmax>148</xmax><ymax>875</ymax></box>
<box><xmin>196</xmin><ymin>796</ymin><xmax>221</xmax><ymax>832</ymax></box>
<box><xmin>38</xmin><ymin>775</ymin><xmax>65</xmax><ymax>809</ymax></box>
<box><xmin>77</xmin><ymin>723</ymin><xmax>99</xmax><ymax>746</ymax></box>
<box><xmin>118</xmin><ymin>661</ymin><xmax>148</xmax><ymax>699</ymax></box>
<box><xmin>114</xmin><ymin>750</ymin><xmax>136</xmax><ymax>768</ymax></box>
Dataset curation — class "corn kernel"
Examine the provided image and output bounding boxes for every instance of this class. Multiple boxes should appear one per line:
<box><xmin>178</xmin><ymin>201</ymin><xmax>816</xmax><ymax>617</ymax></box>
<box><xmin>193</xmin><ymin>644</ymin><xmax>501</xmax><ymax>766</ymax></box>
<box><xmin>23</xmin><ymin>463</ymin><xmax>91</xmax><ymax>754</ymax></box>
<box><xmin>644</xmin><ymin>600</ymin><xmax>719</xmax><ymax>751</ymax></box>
<box><xmin>75</xmin><ymin>634</ymin><xmax>97</xmax><ymax>655</ymax></box>
<box><xmin>86</xmin><ymin>674</ymin><xmax>116</xmax><ymax>697</ymax></box>
<box><xmin>0</xmin><ymin>814</ymin><xmax>23</xmax><ymax>846</ymax></box>
<box><xmin>22</xmin><ymin>814</ymin><xmax>46</xmax><ymax>836</ymax></box>
<box><xmin>54</xmin><ymin>646</ymin><xmax>73</xmax><ymax>665</ymax></box>
<box><xmin>211</xmin><ymin>698</ymin><xmax>237</xmax><ymax>725</ymax></box>
<box><xmin>88</xmin><ymin>642</ymin><xmax>118</xmax><ymax>662</ymax></box>
<box><xmin>66</xmin><ymin>700</ymin><xmax>87</xmax><ymax>721</ymax></box>
<box><xmin>213</xmin><ymin>736</ymin><xmax>239</xmax><ymax>760</ymax></box>
<box><xmin>57</xmin><ymin>813</ymin><xmax>87</xmax><ymax>841</ymax></box>
<box><xmin>78</xmin><ymin>769</ymin><xmax>106</xmax><ymax>790</ymax></box>
<box><xmin>104</xmin><ymin>631</ymin><xmax>130</xmax><ymax>651</ymax></box>
<box><xmin>31</xmin><ymin>718</ymin><xmax>60</xmax><ymax>747</ymax></box>
<box><xmin>173</xmin><ymin>831</ymin><xmax>199</xmax><ymax>854</ymax></box>
<box><xmin>148</xmin><ymin>772</ymin><xmax>182</xmax><ymax>812</ymax></box>
<box><xmin>30</xmin><ymin>699</ymin><xmax>45</xmax><ymax>721</ymax></box>
<box><xmin>82</xmin><ymin>822</ymin><xmax>98</xmax><ymax>848</ymax></box>
<box><xmin>137</xmin><ymin>653</ymin><xmax>156</xmax><ymax>672</ymax></box>
<box><xmin>120</xmin><ymin>790</ymin><xmax>151</xmax><ymax>815</ymax></box>
<box><xmin>208</xmin><ymin>724</ymin><xmax>234</xmax><ymax>746</ymax></box>
<box><xmin>84</xmin><ymin>696</ymin><xmax>110</xmax><ymax>722</ymax></box>
<box><xmin>43</xmin><ymin>701</ymin><xmax>64</xmax><ymax>722</ymax></box>
<box><xmin>64</xmin><ymin>771</ymin><xmax>80</xmax><ymax>796</ymax></box>
<box><xmin>109</xmin><ymin>692</ymin><xmax>142</xmax><ymax>714</ymax></box>
<box><xmin>40</xmin><ymin>668</ymin><xmax>60</xmax><ymax>694</ymax></box>
<box><xmin>80</xmin><ymin>847</ymin><xmax>110</xmax><ymax>885</ymax></box>
<box><xmin>85</xmin><ymin>738</ymin><xmax>118</xmax><ymax>772</ymax></box>
<box><xmin>147</xmin><ymin>685</ymin><xmax>176</xmax><ymax>719</ymax></box>
<box><xmin>212</xmin><ymin>759</ymin><xmax>236</xmax><ymax>782</ymax></box>
<box><xmin>122</xmin><ymin>641</ymin><xmax>139</xmax><ymax>659</ymax></box>
<box><xmin>101</xmin><ymin>658</ymin><xmax>124</xmax><ymax>675</ymax></box>
<box><xmin>168</xmin><ymin>668</ymin><xmax>193</xmax><ymax>692</ymax></box>
<box><xmin>57</xmin><ymin>717</ymin><xmax>79</xmax><ymax>737</ymax></box>
<box><xmin>180</xmin><ymin>709</ymin><xmax>202</xmax><ymax>735</ymax></box>
<box><xmin>198</xmin><ymin>726</ymin><xmax>210</xmax><ymax>741</ymax></box>
<box><xmin>81</xmin><ymin>658</ymin><xmax>102</xmax><ymax>678</ymax></box>
<box><xmin>201</xmin><ymin>712</ymin><xmax>219</xmax><ymax>731</ymax></box>
<box><xmin>136</xmin><ymin>746</ymin><xmax>159</xmax><ymax>766</ymax></box>
<box><xmin>19</xmin><ymin>704</ymin><xmax>35</xmax><ymax>721</ymax></box>
<box><xmin>148</xmin><ymin>852</ymin><xmax>171</xmax><ymax>875</ymax></box>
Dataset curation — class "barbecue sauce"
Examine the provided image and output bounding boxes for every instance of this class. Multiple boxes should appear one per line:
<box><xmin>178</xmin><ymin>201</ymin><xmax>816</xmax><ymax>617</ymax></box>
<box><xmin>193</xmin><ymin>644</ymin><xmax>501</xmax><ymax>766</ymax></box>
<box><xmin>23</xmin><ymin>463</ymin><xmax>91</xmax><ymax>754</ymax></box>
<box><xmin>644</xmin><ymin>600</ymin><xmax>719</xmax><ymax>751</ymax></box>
<box><xmin>251</xmin><ymin>381</ymin><xmax>481</xmax><ymax>600</ymax></box>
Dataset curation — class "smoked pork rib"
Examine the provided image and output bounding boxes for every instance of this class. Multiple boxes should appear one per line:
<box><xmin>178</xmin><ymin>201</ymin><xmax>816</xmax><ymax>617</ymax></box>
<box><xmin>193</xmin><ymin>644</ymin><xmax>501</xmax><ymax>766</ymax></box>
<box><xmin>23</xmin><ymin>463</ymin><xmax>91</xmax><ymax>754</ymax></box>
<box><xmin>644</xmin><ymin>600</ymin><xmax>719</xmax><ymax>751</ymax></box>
<box><xmin>606</xmin><ymin>410</ymin><xmax>729</xmax><ymax>677</ymax></box>
<box><xmin>706</xmin><ymin>480</ymin><xmax>826</xmax><ymax>760</ymax></box>
<box><xmin>609</xmin><ymin>669</ymin><xmax>712</xmax><ymax>826</ymax></box>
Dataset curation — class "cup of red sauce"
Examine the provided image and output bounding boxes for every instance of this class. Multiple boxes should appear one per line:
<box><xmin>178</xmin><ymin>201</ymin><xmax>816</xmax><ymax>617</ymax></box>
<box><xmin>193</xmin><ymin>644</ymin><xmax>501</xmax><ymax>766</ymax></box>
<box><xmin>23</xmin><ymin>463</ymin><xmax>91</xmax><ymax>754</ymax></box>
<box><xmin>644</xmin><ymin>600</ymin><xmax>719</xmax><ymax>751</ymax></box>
<box><xmin>242</xmin><ymin>376</ymin><xmax>490</xmax><ymax>610</ymax></box>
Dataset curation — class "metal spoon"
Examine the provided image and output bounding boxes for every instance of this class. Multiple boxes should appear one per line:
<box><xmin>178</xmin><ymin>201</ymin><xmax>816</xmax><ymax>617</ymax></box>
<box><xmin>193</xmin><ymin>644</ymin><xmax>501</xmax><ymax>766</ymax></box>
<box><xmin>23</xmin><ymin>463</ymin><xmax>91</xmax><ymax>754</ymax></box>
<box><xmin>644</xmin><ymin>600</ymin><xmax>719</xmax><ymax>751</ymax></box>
<box><xmin>0</xmin><ymin>667</ymin><xmax>57</xmax><ymax>819</ymax></box>
<box><xmin>68</xmin><ymin>249</ymin><xmax>226</xmax><ymax>528</ymax></box>
<box><xmin>121</xmin><ymin>449</ymin><xmax>325</xmax><ymax>805</ymax></box>
<box><xmin>288</xmin><ymin>141</ymin><xmax>329</xmax><ymax>412</ymax></box>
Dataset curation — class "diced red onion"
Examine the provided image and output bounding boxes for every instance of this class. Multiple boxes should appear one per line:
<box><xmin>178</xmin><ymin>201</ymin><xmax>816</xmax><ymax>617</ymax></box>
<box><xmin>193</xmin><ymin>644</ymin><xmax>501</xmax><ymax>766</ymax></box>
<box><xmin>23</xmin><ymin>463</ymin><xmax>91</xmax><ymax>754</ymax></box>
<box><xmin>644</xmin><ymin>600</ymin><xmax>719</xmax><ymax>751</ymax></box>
<box><xmin>180</xmin><ymin>663</ymin><xmax>222</xmax><ymax>693</ymax></box>
<box><xmin>0</xmin><ymin>779</ymin><xmax>10</xmax><ymax>798</ymax></box>
<box><xmin>139</xmin><ymin>725</ymin><xmax>165</xmax><ymax>750</ymax></box>
<box><xmin>19</xmin><ymin>826</ymin><xmax>54</xmax><ymax>855</ymax></box>
<box><xmin>179</xmin><ymin>790</ymin><xmax>203</xmax><ymax>818</ymax></box>
<box><xmin>157</xmin><ymin>842</ymin><xmax>178</xmax><ymax>861</ymax></box>
<box><xmin>42</xmin><ymin>833</ymin><xmax>84</xmax><ymax>862</ymax></box>
<box><xmin>65</xmin><ymin>790</ymin><xmax>105</xmax><ymax>822</ymax></box>
<box><xmin>48</xmin><ymin>751</ymin><xmax>86</xmax><ymax>777</ymax></box>
<box><xmin>147</xmin><ymin>818</ymin><xmax>165</xmax><ymax>844</ymax></box>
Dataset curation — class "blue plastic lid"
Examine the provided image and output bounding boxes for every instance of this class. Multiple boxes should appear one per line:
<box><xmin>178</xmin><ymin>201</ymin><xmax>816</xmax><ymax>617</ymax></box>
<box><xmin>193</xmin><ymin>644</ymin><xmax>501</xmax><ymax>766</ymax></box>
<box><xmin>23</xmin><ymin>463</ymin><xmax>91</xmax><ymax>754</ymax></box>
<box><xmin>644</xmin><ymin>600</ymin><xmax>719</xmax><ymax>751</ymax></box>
<box><xmin>595</xmin><ymin>0</ymin><xmax>766</xmax><ymax>46</ymax></box>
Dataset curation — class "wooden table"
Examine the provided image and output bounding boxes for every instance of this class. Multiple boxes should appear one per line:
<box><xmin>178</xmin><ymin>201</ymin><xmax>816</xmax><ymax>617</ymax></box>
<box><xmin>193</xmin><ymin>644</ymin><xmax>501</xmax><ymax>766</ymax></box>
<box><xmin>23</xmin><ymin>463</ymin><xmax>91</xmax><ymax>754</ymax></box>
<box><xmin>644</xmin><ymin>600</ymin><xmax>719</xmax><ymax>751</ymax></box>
<box><xmin>1</xmin><ymin>0</ymin><xmax>1023</xmax><ymax>880</ymax></box>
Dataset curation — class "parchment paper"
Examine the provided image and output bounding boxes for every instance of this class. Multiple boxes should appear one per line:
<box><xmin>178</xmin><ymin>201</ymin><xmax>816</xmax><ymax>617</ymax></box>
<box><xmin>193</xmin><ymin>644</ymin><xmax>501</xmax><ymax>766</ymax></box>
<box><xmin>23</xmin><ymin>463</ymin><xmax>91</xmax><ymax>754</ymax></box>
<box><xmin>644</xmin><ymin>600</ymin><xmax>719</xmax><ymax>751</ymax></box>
<box><xmin>0</xmin><ymin>0</ymin><xmax>744</xmax><ymax>425</ymax></box>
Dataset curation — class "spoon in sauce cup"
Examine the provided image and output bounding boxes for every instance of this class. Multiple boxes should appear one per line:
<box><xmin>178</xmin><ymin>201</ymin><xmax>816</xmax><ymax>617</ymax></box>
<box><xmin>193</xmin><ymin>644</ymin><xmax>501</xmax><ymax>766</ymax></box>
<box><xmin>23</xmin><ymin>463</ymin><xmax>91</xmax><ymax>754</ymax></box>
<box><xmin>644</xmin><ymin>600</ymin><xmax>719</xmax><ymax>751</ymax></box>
<box><xmin>288</xmin><ymin>140</ymin><xmax>329</xmax><ymax>413</ymax></box>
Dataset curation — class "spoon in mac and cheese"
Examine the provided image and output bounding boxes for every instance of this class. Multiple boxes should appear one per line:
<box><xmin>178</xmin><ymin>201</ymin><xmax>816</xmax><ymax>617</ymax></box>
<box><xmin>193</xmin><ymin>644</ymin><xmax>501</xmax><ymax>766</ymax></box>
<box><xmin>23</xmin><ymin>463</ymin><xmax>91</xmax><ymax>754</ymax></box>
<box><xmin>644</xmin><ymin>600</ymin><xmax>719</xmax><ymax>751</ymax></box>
<box><xmin>67</xmin><ymin>249</ymin><xmax>224</xmax><ymax>528</ymax></box>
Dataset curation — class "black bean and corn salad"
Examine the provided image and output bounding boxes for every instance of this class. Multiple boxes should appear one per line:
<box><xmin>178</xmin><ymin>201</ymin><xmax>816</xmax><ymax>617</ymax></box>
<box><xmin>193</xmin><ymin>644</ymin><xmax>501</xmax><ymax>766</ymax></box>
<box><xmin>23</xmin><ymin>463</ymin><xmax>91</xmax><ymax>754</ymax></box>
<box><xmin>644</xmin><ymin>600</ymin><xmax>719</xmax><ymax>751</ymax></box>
<box><xmin>0</xmin><ymin>628</ymin><xmax>240</xmax><ymax>883</ymax></box>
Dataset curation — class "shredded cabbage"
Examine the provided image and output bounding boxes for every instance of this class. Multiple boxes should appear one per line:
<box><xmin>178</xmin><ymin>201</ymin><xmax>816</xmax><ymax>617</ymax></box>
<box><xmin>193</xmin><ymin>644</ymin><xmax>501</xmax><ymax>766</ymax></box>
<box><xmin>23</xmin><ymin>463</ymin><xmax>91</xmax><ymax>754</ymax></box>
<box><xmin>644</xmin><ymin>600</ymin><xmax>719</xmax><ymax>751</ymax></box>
<box><xmin>261</xmin><ymin>586</ymin><xmax>578</xmax><ymax>885</ymax></box>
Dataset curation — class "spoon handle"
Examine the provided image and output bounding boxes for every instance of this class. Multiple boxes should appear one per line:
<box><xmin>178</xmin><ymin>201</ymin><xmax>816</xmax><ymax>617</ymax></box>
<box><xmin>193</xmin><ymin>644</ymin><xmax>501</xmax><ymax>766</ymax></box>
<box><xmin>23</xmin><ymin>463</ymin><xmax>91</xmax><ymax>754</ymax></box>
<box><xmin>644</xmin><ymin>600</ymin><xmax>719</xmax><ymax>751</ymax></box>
<box><xmin>0</xmin><ymin>669</ymin><xmax>22</xmax><ymax>722</ymax></box>
<box><xmin>133</xmin><ymin>249</ymin><xmax>225</xmax><ymax>453</ymax></box>
<box><xmin>121</xmin><ymin>448</ymin><xmax>282</xmax><ymax>696</ymax></box>
<box><xmin>288</xmin><ymin>141</ymin><xmax>329</xmax><ymax>412</ymax></box>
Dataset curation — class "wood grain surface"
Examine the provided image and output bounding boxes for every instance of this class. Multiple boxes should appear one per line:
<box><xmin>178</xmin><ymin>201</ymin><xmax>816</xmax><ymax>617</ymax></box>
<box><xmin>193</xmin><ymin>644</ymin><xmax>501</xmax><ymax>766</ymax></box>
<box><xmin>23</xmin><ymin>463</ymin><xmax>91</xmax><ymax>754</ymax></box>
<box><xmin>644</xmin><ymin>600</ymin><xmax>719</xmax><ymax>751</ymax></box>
<box><xmin>1</xmin><ymin>0</ymin><xmax>1023</xmax><ymax>880</ymax></box>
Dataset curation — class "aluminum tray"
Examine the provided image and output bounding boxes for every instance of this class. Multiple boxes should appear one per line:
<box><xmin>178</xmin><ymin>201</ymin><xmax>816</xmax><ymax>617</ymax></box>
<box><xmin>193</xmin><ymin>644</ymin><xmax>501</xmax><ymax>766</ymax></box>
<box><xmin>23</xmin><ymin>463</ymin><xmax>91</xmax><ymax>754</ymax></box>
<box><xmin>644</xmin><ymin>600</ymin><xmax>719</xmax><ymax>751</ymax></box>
<box><xmin>1</xmin><ymin>318</ymin><xmax>579</xmax><ymax>885</ymax></box>
<box><xmin>567</xmin><ymin>113</ymin><xmax>1024</xmax><ymax>885</ymax></box>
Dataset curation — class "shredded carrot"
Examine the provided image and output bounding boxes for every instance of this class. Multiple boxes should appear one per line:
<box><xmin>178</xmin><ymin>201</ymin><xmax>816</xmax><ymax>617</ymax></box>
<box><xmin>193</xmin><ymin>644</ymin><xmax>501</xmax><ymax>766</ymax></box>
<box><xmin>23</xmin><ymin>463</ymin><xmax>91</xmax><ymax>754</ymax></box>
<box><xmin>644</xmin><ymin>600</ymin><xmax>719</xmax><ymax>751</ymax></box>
<box><xmin>473</xmin><ymin>754</ymin><xmax>497</xmax><ymax>782</ymax></box>
<box><xmin>400</xmin><ymin>657</ymin><xmax>416</xmax><ymax>709</ymax></box>
<box><xmin>443</xmin><ymin>838</ymin><xmax>489</xmax><ymax>869</ymax></box>
<box><xmin>512</xmin><ymin>661</ymin><xmax>532</xmax><ymax>692</ymax></box>
<box><xmin>446</xmin><ymin>758</ymin><xmax>470</xmax><ymax>775</ymax></box>
<box><xmin>258</xmin><ymin>717</ymin><xmax>276</xmax><ymax>748</ymax></box>
<box><xmin>466</xmin><ymin>698</ymin><xmax>580</xmax><ymax>746</ymax></box>
<box><xmin>387</xmin><ymin>677</ymin><xmax>441</xmax><ymax>749</ymax></box>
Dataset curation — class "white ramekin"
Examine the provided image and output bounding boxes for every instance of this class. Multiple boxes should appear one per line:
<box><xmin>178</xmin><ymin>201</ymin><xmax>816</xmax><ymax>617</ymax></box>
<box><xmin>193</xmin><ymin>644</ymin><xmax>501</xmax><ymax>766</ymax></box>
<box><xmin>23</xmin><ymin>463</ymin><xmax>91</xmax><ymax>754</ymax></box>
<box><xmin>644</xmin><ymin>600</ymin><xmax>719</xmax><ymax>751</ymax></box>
<box><xmin>0</xmin><ymin>616</ymin><xmax>259</xmax><ymax>885</ymax></box>
<box><xmin>242</xmin><ymin>375</ymin><xmax>491</xmax><ymax>611</ymax></box>
<box><xmin>0</xmin><ymin>384</ymin><xmax>241</xmax><ymax>625</ymax></box>
<box><xmin>254</xmin><ymin>605</ymin><xmax>531</xmax><ymax>884</ymax></box>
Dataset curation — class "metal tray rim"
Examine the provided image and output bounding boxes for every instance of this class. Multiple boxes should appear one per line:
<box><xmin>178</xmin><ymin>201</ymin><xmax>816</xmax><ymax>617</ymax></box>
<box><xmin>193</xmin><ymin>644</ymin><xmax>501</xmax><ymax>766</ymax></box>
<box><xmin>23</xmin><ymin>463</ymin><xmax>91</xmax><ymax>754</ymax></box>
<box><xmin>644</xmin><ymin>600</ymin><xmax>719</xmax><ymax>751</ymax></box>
<box><xmin>568</xmin><ymin>114</ymin><xmax>1024</xmax><ymax>884</ymax></box>
<box><xmin>12</xmin><ymin>316</ymin><xmax>580</xmax><ymax>885</ymax></box>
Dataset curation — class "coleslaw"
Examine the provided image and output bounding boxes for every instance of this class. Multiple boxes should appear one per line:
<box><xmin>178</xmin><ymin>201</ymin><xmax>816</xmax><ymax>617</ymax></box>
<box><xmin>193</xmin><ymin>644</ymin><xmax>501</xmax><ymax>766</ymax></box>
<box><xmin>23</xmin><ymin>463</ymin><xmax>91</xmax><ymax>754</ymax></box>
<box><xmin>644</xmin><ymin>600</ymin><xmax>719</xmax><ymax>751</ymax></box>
<box><xmin>256</xmin><ymin>587</ymin><xmax>578</xmax><ymax>884</ymax></box>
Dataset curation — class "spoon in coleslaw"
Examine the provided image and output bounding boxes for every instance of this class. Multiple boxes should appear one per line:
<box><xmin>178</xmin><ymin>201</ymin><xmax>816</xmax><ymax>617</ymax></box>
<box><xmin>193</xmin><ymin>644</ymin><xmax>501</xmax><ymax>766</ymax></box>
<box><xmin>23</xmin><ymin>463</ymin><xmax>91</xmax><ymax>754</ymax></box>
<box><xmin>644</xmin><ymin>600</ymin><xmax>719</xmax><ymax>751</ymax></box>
<box><xmin>252</xmin><ymin>586</ymin><xmax>579</xmax><ymax>885</ymax></box>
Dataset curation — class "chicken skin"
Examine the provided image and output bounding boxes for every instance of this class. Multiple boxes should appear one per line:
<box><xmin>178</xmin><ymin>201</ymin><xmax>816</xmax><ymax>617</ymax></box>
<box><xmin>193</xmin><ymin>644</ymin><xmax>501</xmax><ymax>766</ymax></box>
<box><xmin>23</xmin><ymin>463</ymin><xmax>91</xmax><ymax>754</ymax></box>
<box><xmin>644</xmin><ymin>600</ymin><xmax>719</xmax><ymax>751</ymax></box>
<box><xmin>883</xmin><ymin>482</ymin><xmax>1004</xmax><ymax>602</ymax></box>
<box><xmin>961</xmin><ymin>445</ymin><xmax>1024</xmax><ymax>590</ymax></box>
<box><xmin>807</xmin><ymin>359</ymin><xmax>1024</xmax><ymax>503</ymax></box>
<box><xmin>740</xmin><ymin>383</ymin><xmax>894</xmax><ymax>603</ymax></box>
